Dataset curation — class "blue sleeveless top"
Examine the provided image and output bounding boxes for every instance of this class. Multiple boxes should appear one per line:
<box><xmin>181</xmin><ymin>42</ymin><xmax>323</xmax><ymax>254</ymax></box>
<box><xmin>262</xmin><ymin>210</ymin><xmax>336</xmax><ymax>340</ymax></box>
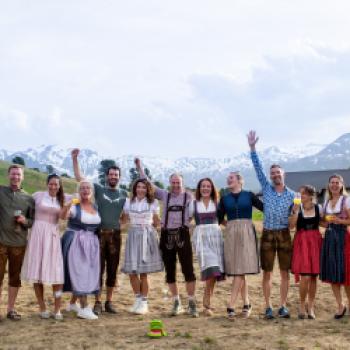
<box><xmin>67</xmin><ymin>204</ymin><xmax>100</xmax><ymax>232</ymax></box>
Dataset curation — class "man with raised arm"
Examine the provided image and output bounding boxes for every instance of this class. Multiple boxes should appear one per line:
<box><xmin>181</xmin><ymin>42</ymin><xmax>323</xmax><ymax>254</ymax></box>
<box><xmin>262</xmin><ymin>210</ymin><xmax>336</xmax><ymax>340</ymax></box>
<box><xmin>71</xmin><ymin>149</ymin><xmax>127</xmax><ymax>315</ymax></box>
<box><xmin>247</xmin><ymin>130</ymin><xmax>295</xmax><ymax>319</ymax></box>
<box><xmin>135</xmin><ymin>158</ymin><xmax>198</xmax><ymax>317</ymax></box>
<box><xmin>0</xmin><ymin>164</ymin><xmax>35</xmax><ymax>321</ymax></box>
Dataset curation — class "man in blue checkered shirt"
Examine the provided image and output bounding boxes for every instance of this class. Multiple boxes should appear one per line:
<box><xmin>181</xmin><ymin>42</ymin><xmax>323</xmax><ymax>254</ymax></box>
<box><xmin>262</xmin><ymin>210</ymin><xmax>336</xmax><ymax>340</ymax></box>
<box><xmin>248</xmin><ymin>130</ymin><xmax>295</xmax><ymax>320</ymax></box>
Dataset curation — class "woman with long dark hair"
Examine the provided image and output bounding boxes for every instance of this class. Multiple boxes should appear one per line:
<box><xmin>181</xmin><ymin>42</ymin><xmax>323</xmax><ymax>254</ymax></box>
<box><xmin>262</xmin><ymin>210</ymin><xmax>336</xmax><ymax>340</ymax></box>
<box><xmin>121</xmin><ymin>178</ymin><xmax>163</xmax><ymax>315</ymax></box>
<box><xmin>320</xmin><ymin>174</ymin><xmax>350</xmax><ymax>319</ymax></box>
<box><xmin>290</xmin><ymin>185</ymin><xmax>322</xmax><ymax>319</ymax></box>
<box><xmin>21</xmin><ymin>173</ymin><xmax>67</xmax><ymax>320</ymax></box>
<box><xmin>190</xmin><ymin>178</ymin><xmax>224</xmax><ymax>316</ymax></box>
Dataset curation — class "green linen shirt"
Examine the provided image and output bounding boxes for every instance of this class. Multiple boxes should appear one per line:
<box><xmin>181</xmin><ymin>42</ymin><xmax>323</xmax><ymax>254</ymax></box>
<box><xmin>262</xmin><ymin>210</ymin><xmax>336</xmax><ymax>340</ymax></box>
<box><xmin>93</xmin><ymin>183</ymin><xmax>127</xmax><ymax>230</ymax></box>
<box><xmin>0</xmin><ymin>185</ymin><xmax>35</xmax><ymax>247</ymax></box>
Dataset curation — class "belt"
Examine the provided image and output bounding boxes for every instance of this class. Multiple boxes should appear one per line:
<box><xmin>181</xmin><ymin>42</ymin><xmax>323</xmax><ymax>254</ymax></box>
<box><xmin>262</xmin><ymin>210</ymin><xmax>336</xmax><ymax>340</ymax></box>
<box><xmin>263</xmin><ymin>228</ymin><xmax>289</xmax><ymax>233</ymax></box>
<box><xmin>163</xmin><ymin>227</ymin><xmax>188</xmax><ymax>234</ymax></box>
<box><xmin>99</xmin><ymin>228</ymin><xmax>120</xmax><ymax>234</ymax></box>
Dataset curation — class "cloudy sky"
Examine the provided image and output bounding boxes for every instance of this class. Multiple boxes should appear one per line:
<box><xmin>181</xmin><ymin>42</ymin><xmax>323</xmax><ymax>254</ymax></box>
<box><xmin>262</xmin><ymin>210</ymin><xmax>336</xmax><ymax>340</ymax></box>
<box><xmin>1</xmin><ymin>0</ymin><xmax>350</xmax><ymax>158</ymax></box>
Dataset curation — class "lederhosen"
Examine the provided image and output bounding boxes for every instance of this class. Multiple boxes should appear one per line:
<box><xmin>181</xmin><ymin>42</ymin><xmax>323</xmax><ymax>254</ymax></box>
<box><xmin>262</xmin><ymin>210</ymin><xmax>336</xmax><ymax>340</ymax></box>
<box><xmin>159</xmin><ymin>192</ymin><xmax>196</xmax><ymax>284</ymax></box>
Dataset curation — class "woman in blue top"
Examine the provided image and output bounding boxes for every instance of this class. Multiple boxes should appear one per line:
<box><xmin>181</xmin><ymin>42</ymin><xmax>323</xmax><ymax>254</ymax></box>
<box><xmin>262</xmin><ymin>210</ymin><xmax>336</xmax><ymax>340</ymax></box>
<box><xmin>218</xmin><ymin>171</ymin><xmax>263</xmax><ymax>318</ymax></box>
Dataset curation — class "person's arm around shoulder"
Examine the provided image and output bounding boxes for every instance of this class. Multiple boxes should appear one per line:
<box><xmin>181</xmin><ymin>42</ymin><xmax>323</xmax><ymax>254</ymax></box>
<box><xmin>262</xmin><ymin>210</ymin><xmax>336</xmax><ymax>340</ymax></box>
<box><xmin>247</xmin><ymin>130</ymin><xmax>268</xmax><ymax>189</ymax></box>
<box><xmin>60</xmin><ymin>198</ymin><xmax>75</xmax><ymax>220</ymax></box>
<box><xmin>71</xmin><ymin>148</ymin><xmax>84</xmax><ymax>182</ymax></box>
<box><xmin>251</xmin><ymin>191</ymin><xmax>264</xmax><ymax>212</ymax></box>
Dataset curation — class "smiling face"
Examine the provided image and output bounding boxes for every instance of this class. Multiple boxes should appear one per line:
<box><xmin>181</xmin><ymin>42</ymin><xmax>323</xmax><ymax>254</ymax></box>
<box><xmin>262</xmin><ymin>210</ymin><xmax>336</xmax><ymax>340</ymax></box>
<box><xmin>199</xmin><ymin>180</ymin><xmax>212</xmax><ymax>199</ymax></box>
<box><xmin>169</xmin><ymin>174</ymin><xmax>183</xmax><ymax>195</ymax></box>
<box><xmin>79</xmin><ymin>182</ymin><xmax>93</xmax><ymax>201</ymax></box>
<box><xmin>8</xmin><ymin>166</ymin><xmax>24</xmax><ymax>189</ymax></box>
<box><xmin>135</xmin><ymin>181</ymin><xmax>147</xmax><ymax>199</ymax></box>
<box><xmin>106</xmin><ymin>168</ymin><xmax>120</xmax><ymax>188</ymax></box>
<box><xmin>300</xmin><ymin>187</ymin><xmax>312</xmax><ymax>205</ymax></box>
<box><xmin>328</xmin><ymin>176</ymin><xmax>343</xmax><ymax>197</ymax></box>
<box><xmin>270</xmin><ymin>166</ymin><xmax>285</xmax><ymax>187</ymax></box>
<box><xmin>227</xmin><ymin>172</ymin><xmax>241</xmax><ymax>190</ymax></box>
<box><xmin>47</xmin><ymin>177</ymin><xmax>60</xmax><ymax>197</ymax></box>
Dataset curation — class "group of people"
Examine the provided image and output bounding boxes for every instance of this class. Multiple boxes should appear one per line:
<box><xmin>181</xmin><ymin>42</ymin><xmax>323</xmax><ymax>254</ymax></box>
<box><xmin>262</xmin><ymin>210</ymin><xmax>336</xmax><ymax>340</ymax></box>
<box><xmin>0</xmin><ymin>130</ymin><xmax>350</xmax><ymax>322</ymax></box>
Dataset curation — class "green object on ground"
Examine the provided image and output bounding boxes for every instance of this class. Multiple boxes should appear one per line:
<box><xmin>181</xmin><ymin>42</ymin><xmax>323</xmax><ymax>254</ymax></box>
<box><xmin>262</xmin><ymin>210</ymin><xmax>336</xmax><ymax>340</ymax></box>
<box><xmin>147</xmin><ymin>319</ymin><xmax>168</xmax><ymax>338</ymax></box>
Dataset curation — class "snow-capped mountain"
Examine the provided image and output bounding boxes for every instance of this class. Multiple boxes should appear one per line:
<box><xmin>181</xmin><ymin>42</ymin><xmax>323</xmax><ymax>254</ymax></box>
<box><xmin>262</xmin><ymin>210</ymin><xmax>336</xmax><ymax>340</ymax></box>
<box><xmin>1</xmin><ymin>134</ymin><xmax>349</xmax><ymax>190</ymax></box>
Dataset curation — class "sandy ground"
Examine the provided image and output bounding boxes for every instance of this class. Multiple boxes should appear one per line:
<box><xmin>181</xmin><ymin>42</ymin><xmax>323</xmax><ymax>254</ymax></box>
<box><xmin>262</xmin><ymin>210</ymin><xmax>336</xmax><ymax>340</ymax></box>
<box><xmin>1</xmin><ymin>223</ymin><xmax>350</xmax><ymax>350</ymax></box>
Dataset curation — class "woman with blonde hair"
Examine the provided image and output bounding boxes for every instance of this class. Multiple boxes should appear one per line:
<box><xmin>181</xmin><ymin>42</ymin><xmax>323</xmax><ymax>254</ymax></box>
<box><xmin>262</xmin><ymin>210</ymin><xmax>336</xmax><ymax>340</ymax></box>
<box><xmin>320</xmin><ymin>174</ymin><xmax>350</xmax><ymax>319</ymax></box>
<box><xmin>218</xmin><ymin>171</ymin><xmax>263</xmax><ymax>319</ymax></box>
<box><xmin>61</xmin><ymin>180</ymin><xmax>101</xmax><ymax>320</ymax></box>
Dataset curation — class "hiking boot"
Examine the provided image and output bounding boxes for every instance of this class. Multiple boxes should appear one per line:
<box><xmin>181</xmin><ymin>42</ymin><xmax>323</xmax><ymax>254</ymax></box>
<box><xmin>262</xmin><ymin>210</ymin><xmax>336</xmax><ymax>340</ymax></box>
<box><xmin>93</xmin><ymin>301</ymin><xmax>103</xmax><ymax>315</ymax></box>
<box><xmin>188</xmin><ymin>299</ymin><xmax>199</xmax><ymax>318</ymax></box>
<box><xmin>105</xmin><ymin>301</ymin><xmax>117</xmax><ymax>314</ymax></box>
<box><xmin>170</xmin><ymin>299</ymin><xmax>184</xmax><ymax>316</ymax></box>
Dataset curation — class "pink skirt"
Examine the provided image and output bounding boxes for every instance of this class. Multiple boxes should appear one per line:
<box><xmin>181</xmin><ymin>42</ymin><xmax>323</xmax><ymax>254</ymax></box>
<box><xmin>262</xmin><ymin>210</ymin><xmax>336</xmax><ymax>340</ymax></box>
<box><xmin>21</xmin><ymin>221</ymin><xmax>64</xmax><ymax>285</ymax></box>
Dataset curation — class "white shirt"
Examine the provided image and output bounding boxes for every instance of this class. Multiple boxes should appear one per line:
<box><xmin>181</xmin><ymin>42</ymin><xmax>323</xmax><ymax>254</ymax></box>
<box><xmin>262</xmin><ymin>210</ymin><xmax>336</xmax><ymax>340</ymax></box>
<box><xmin>189</xmin><ymin>199</ymin><xmax>216</xmax><ymax>218</ymax></box>
<box><xmin>123</xmin><ymin>197</ymin><xmax>159</xmax><ymax>214</ymax></box>
<box><xmin>324</xmin><ymin>195</ymin><xmax>350</xmax><ymax>214</ymax></box>
<box><xmin>69</xmin><ymin>205</ymin><xmax>101</xmax><ymax>225</ymax></box>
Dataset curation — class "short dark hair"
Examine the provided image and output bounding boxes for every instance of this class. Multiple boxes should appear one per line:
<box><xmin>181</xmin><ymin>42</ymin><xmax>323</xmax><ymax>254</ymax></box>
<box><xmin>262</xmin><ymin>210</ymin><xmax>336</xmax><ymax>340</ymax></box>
<box><xmin>106</xmin><ymin>165</ymin><xmax>121</xmax><ymax>176</ymax></box>
<box><xmin>299</xmin><ymin>185</ymin><xmax>316</xmax><ymax>198</ymax></box>
<box><xmin>8</xmin><ymin>164</ymin><xmax>23</xmax><ymax>173</ymax></box>
<box><xmin>270</xmin><ymin>164</ymin><xmax>282</xmax><ymax>170</ymax></box>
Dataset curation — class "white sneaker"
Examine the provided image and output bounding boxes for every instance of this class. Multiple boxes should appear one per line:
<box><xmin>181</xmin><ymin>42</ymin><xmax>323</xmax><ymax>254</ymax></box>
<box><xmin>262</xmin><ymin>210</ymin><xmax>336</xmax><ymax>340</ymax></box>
<box><xmin>40</xmin><ymin>311</ymin><xmax>51</xmax><ymax>319</ymax></box>
<box><xmin>129</xmin><ymin>298</ymin><xmax>141</xmax><ymax>314</ymax></box>
<box><xmin>53</xmin><ymin>312</ymin><xmax>64</xmax><ymax>321</ymax></box>
<box><xmin>66</xmin><ymin>303</ymin><xmax>80</xmax><ymax>313</ymax></box>
<box><xmin>135</xmin><ymin>300</ymin><xmax>148</xmax><ymax>315</ymax></box>
<box><xmin>77</xmin><ymin>307</ymin><xmax>98</xmax><ymax>320</ymax></box>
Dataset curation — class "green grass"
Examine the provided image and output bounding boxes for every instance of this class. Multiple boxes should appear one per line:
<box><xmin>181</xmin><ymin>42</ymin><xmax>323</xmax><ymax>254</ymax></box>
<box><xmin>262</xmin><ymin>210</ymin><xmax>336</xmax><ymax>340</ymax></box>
<box><xmin>0</xmin><ymin>160</ymin><xmax>77</xmax><ymax>194</ymax></box>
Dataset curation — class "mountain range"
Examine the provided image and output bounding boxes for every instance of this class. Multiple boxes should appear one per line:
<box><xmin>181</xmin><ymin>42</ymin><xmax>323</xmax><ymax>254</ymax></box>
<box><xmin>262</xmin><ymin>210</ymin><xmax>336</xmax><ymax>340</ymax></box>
<box><xmin>1</xmin><ymin>133</ymin><xmax>350</xmax><ymax>190</ymax></box>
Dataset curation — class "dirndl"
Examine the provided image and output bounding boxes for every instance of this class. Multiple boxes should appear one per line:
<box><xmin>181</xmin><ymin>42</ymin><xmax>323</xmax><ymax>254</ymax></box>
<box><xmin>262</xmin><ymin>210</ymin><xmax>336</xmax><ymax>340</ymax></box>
<box><xmin>121</xmin><ymin>225</ymin><xmax>163</xmax><ymax>274</ymax></box>
<box><xmin>320</xmin><ymin>224</ymin><xmax>350</xmax><ymax>285</ymax></box>
<box><xmin>224</xmin><ymin>219</ymin><xmax>259</xmax><ymax>275</ymax></box>
<box><xmin>192</xmin><ymin>223</ymin><xmax>225</xmax><ymax>281</ymax></box>
<box><xmin>291</xmin><ymin>229</ymin><xmax>322</xmax><ymax>282</ymax></box>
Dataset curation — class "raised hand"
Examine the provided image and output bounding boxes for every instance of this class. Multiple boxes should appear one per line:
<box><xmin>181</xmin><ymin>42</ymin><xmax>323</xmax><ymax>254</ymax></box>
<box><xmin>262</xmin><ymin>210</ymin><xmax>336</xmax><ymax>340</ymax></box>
<box><xmin>247</xmin><ymin>130</ymin><xmax>259</xmax><ymax>151</ymax></box>
<box><xmin>134</xmin><ymin>157</ymin><xmax>142</xmax><ymax>170</ymax></box>
<box><xmin>71</xmin><ymin>148</ymin><xmax>80</xmax><ymax>158</ymax></box>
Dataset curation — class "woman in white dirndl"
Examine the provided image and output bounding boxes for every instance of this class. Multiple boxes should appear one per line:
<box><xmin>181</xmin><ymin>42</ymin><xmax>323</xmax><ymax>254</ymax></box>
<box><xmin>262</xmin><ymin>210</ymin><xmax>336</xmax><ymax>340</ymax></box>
<box><xmin>121</xmin><ymin>178</ymin><xmax>163</xmax><ymax>314</ymax></box>
<box><xmin>190</xmin><ymin>178</ymin><xmax>224</xmax><ymax>316</ymax></box>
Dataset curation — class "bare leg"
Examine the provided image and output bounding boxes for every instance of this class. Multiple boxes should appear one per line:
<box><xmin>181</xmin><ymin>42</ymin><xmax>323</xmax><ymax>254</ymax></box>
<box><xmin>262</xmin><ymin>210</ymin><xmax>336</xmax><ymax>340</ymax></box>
<box><xmin>228</xmin><ymin>276</ymin><xmax>244</xmax><ymax>309</ymax></box>
<box><xmin>106</xmin><ymin>287</ymin><xmax>114</xmax><ymax>302</ymax></box>
<box><xmin>7</xmin><ymin>287</ymin><xmax>20</xmax><ymax>313</ymax></box>
<box><xmin>168</xmin><ymin>282</ymin><xmax>179</xmax><ymax>297</ymax></box>
<box><xmin>185</xmin><ymin>281</ymin><xmax>196</xmax><ymax>297</ymax></box>
<box><xmin>70</xmin><ymin>294</ymin><xmax>78</xmax><ymax>304</ymax></box>
<box><xmin>52</xmin><ymin>284</ymin><xmax>63</xmax><ymax>314</ymax></box>
<box><xmin>79</xmin><ymin>296</ymin><xmax>88</xmax><ymax>309</ymax></box>
<box><xmin>299</xmin><ymin>276</ymin><xmax>310</xmax><ymax>314</ymax></box>
<box><xmin>129</xmin><ymin>274</ymin><xmax>141</xmax><ymax>295</ymax></box>
<box><xmin>34</xmin><ymin>283</ymin><xmax>46</xmax><ymax>312</ymax></box>
<box><xmin>203</xmin><ymin>278</ymin><xmax>215</xmax><ymax>308</ymax></box>
<box><xmin>140</xmin><ymin>274</ymin><xmax>149</xmax><ymax>297</ymax></box>
<box><xmin>262</xmin><ymin>271</ymin><xmax>272</xmax><ymax>308</ymax></box>
<box><xmin>344</xmin><ymin>286</ymin><xmax>350</xmax><ymax>310</ymax></box>
<box><xmin>331</xmin><ymin>284</ymin><xmax>344</xmax><ymax>314</ymax></box>
<box><xmin>280</xmin><ymin>269</ymin><xmax>290</xmax><ymax>307</ymax></box>
<box><xmin>240</xmin><ymin>277</ymin><xmax>249</xmax><ymax>305</ymax></box>
<box><xmin>308</xmin><ymin>277</ymin><xmax>317</xmax><ymax>314</ymax></box>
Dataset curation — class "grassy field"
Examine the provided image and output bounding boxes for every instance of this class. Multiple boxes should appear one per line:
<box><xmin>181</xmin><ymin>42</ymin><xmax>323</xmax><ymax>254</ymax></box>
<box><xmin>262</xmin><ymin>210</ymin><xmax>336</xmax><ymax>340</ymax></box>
<box><xmin>0</xmin><ymin>160</ymin><xmax>77</xmax><ymax>194</ymax></box>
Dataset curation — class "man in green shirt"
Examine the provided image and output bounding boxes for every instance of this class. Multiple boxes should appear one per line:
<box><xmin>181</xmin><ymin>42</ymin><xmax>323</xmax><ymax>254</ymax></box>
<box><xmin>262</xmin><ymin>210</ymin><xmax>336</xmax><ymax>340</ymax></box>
<box><xmin>0</xmin><ymin>164</ymin><xmax>35</xmax><ymax>321</ymax></box>
<box><xmin>71</xmin><ymin>149</ymin><xmax>127</xmax><ymax>315</ymax></box>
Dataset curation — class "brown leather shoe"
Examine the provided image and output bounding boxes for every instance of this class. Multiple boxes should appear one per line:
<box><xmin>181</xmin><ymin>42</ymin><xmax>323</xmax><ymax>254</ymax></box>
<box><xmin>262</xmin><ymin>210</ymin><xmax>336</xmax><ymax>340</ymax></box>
<box><xmin>105</xmin><ymin>301</ymin><xmax>117</xmax><ymax>314</ymax></box>
<box><xmin>93</xmin><ymin>301</ymin><xmax>103</xmax><ymax>315</ymax></box>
